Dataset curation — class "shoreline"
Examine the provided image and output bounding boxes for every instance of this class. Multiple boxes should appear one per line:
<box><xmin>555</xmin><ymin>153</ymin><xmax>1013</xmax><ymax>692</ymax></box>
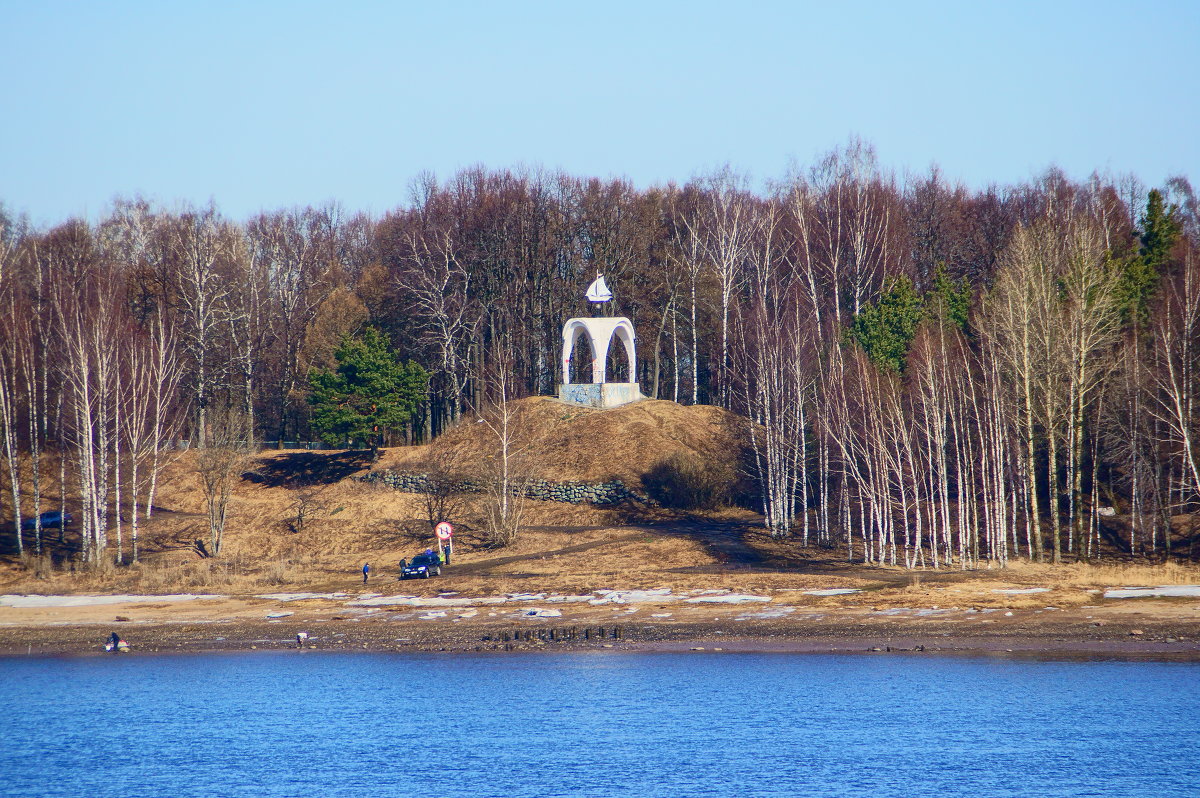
<box><xmin>4</xmin><ymin>607</ymin><xmax>1199</xmax><ymax>662</ymax></box>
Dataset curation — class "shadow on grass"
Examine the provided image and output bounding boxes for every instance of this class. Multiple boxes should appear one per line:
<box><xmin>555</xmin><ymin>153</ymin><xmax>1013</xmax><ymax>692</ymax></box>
<box><xmin>243</xmin><ymin>450</ymin><xmax>375</xmax><ymax>488</ymax></box>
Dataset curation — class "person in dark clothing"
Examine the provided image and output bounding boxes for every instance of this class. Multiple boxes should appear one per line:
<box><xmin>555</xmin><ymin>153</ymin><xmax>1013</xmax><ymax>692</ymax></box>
<box><xmin>362</xmin><ymin>563</ymin><xmax>370</xmax><ymax>584</ymax></box>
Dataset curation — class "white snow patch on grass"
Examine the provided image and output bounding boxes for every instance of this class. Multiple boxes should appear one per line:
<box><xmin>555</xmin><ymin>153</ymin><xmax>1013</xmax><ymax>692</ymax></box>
<box><xmin>589</xmin><ymin>589</ymin><xmax>676</xmax><ymax>605</ymax></box>
<box><xmin>737</xmin><ymin>607</ymin><xmax>796</xmax><ymax>620</ymax></box>
<box><xmin>255</xmin><ymin>593</ymin><xmax>347</xmax><ymax>602</ymax></box>
<box><xmin>265</xmin><ymin>611</ymin><xmax>293</xmax><ymax>619</ymax></box>
<box><xmin>0</xmin><ymin>594</ymin><xmax>222</xmax><ymax>608</ymax></box>
<box><xmin>348</xmin><ymin>595</ymin><xmax>505</xmax><ymax>607</ymax></box>
<box><xmin>1104</xmin><ymin>585</ymin><xmax>1200</xmax><ymax>599</ymax></box>
<box><xmin>685</xmin><ymin>594</ymin><xmax>771</xmax><ymax>604</ymax></box>
<box><xmin>522</xmin><ymin>608</ymin><xmax>562</xmax><ymax>618</ymax></box>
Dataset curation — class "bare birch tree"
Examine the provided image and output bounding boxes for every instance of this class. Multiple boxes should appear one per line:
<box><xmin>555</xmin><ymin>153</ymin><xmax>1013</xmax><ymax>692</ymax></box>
<box><xmin>196</xmin><ymin>404</ymin><xmax>252</xmax><ymax>557</ymax></box>
<box><xmin>1150</xmin><ymin>251</ymin><xmax>1200</xmax><ymax>502</ymax></box>
<box><xmin>476</xmin><ymin>344</ymin><xmax>539</xmax><ymax>547</ymax></box>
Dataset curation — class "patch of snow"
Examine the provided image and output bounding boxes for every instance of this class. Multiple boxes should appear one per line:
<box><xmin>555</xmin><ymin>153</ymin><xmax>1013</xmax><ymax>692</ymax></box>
<box><xmin>650</xmin><ymin>613</ymin><xmax>673</xmax><ymax>618</ymax></box>
<box><xmin>803</xmin><ymin>588</ymin><xmax>861</xmax><ymax>596</ymax></box>
<box><xmin>1104</xmin><ymin>585</ymin><xmax>1200</xmax><ymax>599</ymax></box>
<box><xmin>357</xmin><ymin>593</ymin><xmax>383</xmax><ymax>599</ymax></box>
<box><xmin>992</xmin><ymin>587</ymin><xmax>1051</xmax><ymax>595</ymax></box>
<box><xmin>414</xmin><ymin>597</ymin><xmax>492</xmax><ymax>607</ymax></box>
<box><xmin>506</xmin><ymin>592</ymin><xmax>546</xmax><ymax>601</ymax></box>
<box><xmin>737</xmin><ymin>607</ymin><xmax>796</xmax><ymax>620</ymax></box>
<box><xmin>523</xmin><ymin>608</ymin><xmax>562</xmax><ymax>618</ymax></box>
<box><xmin>0</xmin><ymin>594</ymin><xmax>222</xmax><ymax>608</ymax></box>
<box><xmin>347</xmin><ymin>595</ymin><xmax>505</xmax><ymax>608</ymax></box>
<box><xmin>589</xmin><ymin>588</ymin><xmax>676</xmax><ymax>605</ymax></box>
<box><xmin>419</xmin><ymin>611</ymin><xmax>448</xmax><ymax>620</ymax></box>
<box><xmin>457</xmin><ymin>609</ymin><xmax>478</xmax><ymax>619</ymax></box>
<box><xmin>254</xmin><ymin>593</ymin><xmax>347</xmax><ymax>602</ymax></box>
<box><xmin>685</xmin><ymin>594</ymin><xmax>771</xmax><ymax>604</ymax></box>
<box><xmin>265</xmin><ymin>611</ymin><xmax>293</xmax><ymax>619</ymax></box>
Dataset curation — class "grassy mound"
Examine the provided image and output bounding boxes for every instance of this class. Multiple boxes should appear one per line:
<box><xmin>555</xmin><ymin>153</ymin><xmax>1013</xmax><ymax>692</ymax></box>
<box><xmin>376</xmin><ymin>396</ymin><xmax>749</xmax><ymax>487</ymax></box>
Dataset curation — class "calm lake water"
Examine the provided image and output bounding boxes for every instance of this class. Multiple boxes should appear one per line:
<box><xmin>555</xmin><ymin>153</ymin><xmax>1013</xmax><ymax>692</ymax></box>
<box><xmin>1</xmin><ymin>652</ymin><xmax>1197</xmax><ymax>798</ymax></box>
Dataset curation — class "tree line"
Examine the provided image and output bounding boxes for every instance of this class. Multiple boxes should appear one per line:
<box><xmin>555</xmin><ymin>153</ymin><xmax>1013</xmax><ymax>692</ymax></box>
<box><xmin>1</xmin><ymin>139</ymin><xmax>1197</xmax><ymax>566</ymax></box>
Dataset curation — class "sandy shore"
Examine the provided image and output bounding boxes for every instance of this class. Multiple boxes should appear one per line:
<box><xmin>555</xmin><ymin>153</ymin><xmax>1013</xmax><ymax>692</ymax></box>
<box><xmin>3</xmin><ymin>591</ymin><xmax>1199</xmax><ymax>660</ymax></box>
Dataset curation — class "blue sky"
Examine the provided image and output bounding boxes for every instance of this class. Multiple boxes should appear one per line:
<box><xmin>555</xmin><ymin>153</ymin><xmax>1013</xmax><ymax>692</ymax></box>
<box><xmin>2</xmin><ymin>1</ymin><xmax>1197</xmax><ymax>225</ymax></box>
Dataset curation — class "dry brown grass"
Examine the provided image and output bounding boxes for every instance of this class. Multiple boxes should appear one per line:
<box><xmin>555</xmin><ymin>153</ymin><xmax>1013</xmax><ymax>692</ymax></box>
<box><xmin>3</xmin><ymin>398</ymin><xmax>1197</xmax><ymax>606</ymax></box>
<box><xmin>374</xmin><ymin>397</ymin><xmax>749</xmax><ymax>487</ymax></box>
<box><xmin>1039</xmin><ymin>560</ymin><xmax>1200</xmax><ymax>589</ymax></box>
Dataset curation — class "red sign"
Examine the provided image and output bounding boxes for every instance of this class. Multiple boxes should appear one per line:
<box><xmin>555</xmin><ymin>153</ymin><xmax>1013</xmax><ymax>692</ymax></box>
<box><xmin>435</xmin><ymin>522</ymin><xmax>454</xmax><ymax>540</ymax></box>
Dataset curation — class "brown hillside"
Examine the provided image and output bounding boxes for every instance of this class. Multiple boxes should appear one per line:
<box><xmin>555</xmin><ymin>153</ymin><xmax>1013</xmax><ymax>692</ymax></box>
<box><xmin>0</xmin><ymin>397</ymin><xmax>753</xmax><ymax>593</ymax></box>
<box><xmin>377</xmin><ymin>396</ymin><xmax>750</xmax><ymax>486</ymax></box>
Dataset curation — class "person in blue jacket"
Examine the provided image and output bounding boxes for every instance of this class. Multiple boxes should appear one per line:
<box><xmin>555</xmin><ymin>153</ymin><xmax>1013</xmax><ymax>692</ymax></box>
<box><xmin>362</xmin><ymin>562</ymin><xmax>370</xmax><ymax>584</ymax></box>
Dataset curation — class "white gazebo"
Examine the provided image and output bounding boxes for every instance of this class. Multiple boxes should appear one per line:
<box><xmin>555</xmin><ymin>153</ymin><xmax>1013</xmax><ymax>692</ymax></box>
<box><xmin>556</xmin><ymin>276</ymin><xmax>646</xmax><ymax>409</ymax></box>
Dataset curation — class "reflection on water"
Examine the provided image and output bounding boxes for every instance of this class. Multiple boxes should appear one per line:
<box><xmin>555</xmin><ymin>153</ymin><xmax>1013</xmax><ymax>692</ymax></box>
<box><xmin>1</xmin><ymin>653</ymin><xmax>1197</xmax><ymax>797</ymax></box>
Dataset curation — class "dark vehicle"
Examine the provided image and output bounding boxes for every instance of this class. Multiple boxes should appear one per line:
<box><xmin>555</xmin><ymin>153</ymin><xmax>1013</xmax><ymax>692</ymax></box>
<box><xmin>400</xmin><ymin>551</ymin><xmax>443</xmax><ymax>580</ymax></box>
<box><xmin>21</xmin><ymin>511</ymin><xmax>72</xmax><ymax>530</ymax></box>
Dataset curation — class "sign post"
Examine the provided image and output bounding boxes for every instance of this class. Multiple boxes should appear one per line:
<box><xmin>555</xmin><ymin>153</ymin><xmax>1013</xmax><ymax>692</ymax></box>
<box><xmin>435</xmin><ymin>521</ymin><xmax>454</xmax><ymax>562</ymax></box>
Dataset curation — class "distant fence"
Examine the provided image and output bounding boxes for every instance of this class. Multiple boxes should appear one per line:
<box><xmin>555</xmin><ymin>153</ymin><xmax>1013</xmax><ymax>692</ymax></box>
<box><xmin>166</xmin><ymin>440</ymin><xmax>369</xmax><ymax>452</ymax></box>
<box><xmin>361</xmin><ymin>469</ymin><xmax>647</xmax><ymax>506</ymax></box>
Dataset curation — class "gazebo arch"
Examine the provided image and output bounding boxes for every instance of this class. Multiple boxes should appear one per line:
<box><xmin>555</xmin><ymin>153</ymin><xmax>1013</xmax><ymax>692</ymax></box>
<box><xmin>560</xmin><ymin>317</ymin><xmax>637</xmax><ymax>385</ymax></box>
<box><xmin>566</xmin><ymin>325</ymin><xmax>597</xmax><ymax>383</ymax></box>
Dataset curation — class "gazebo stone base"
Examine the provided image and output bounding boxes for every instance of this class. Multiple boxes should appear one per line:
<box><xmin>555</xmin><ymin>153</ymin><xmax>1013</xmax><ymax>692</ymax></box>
<box><xmin>557</xmin><ymin>382</ymin><xmax>645</xmax><ymax>409</ymax></box>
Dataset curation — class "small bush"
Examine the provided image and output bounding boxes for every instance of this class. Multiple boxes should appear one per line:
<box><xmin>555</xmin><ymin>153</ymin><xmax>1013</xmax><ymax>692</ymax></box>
<box><xmin>641</xmin><ymin>453</ymin><xmax>733</xmax><ymax>510</ymax></box>
<box><xmin>18</xmin><ymin>552</ymin><xmax>53</xmax><ymax>579</ymax></box>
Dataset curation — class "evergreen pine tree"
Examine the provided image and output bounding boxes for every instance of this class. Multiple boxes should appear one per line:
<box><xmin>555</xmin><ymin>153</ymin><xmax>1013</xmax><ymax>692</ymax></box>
<box><xmin>1119</xmin><ymin>188</ymin><xmax>1182</xmax><ymax>324</ymax></box>
<box><xmin>848</xmin><ymin>276</ymin><xmax>925</xmax><ymax>372</ymax></box>
<box><xmin>930</xmin><ymin>263</ymin><xmax>972</xmax><ymax>332</ymax></box>
<box><xmin>308</xmin><ymin>327</ymin><xmax>429</xmax><ymax>454</ymax></box>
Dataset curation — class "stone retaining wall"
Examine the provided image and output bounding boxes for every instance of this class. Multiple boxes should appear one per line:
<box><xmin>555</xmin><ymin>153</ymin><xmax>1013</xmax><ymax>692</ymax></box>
<box><xmin>361</xmin><ymin>469</ymin><xmax>645</xmax><ymax>506</ymax></box>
